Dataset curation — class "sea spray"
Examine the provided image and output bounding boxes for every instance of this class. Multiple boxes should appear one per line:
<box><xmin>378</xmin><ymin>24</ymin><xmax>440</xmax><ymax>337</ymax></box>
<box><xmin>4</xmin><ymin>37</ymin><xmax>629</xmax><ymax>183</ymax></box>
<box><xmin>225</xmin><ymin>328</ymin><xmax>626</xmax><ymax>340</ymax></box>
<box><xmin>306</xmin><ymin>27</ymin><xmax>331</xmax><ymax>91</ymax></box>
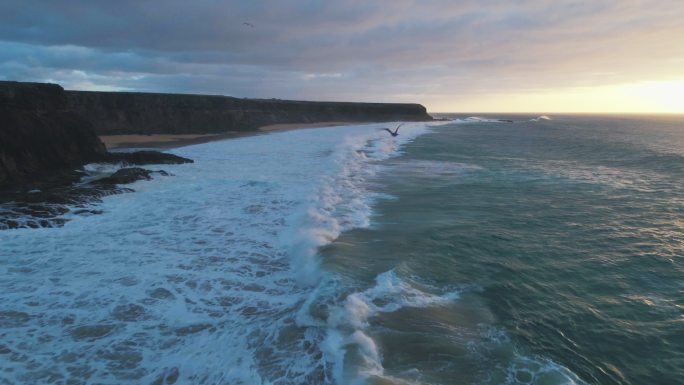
<box><xmin>285</xmin><ymin>124</ymin><xmax>436</xmax><ymax>286</ymax></box>
<box><xmin>296</xmin><ymin>117</ymin><xmax>601</xmax><ymax>385</ymax></box>
<box><xmin>0</xmin><ymin>121</ymin><xmax>440</xmax><ymax>384</ymax></box>
<box><xmin>318</xmin><ymin>270</ymin><xmax>461</xmax><ymax>384</ymax></box>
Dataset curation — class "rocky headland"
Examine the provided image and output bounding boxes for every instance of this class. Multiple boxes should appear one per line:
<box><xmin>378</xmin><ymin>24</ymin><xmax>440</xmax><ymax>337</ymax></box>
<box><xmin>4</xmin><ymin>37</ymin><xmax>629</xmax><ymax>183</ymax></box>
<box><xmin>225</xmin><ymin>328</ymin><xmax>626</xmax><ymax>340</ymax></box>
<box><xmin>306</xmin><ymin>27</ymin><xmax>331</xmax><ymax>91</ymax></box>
<box><xmin>0</xmin><ymin>80</ymin><xmax>432</xmax><ymax>229</ymax></box>
<box><xmin>0</xmin><ymin>81</ymin><xmax>106</xmax><ymax>184</ymax></box>
<box><xmin>0</xmin><ymin>81</ymin><xmax>193</xmax><ymax>229</ymax></box>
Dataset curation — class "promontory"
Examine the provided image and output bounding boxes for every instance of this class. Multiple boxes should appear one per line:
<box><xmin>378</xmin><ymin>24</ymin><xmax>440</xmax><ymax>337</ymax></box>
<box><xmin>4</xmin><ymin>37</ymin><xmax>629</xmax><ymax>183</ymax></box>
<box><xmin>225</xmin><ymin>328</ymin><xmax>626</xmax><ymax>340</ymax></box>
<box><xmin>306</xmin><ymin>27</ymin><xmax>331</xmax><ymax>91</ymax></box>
<box><xmin>1</xmin><ymin>80</ymin><xmax>432</xmax><ymax>183</ymax></box>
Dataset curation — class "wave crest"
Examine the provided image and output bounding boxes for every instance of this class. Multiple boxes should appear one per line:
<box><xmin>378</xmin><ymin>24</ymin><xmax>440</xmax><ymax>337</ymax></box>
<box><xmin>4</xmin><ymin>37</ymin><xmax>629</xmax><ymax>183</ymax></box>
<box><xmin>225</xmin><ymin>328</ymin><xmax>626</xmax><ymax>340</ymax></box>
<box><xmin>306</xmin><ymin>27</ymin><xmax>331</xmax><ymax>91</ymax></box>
<box><xmin>530</xmin><ymin>115</ymin><xmax>552</xmax><ymax>122</ymax></box>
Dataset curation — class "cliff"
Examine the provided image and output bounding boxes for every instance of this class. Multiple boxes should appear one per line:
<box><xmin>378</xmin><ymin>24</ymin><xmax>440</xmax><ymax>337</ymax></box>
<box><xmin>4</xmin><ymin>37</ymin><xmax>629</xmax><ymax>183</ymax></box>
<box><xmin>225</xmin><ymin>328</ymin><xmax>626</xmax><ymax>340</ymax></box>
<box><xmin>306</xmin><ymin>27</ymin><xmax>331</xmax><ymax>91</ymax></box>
<box><xmin>65</xmin><ymin>90</ymin><xmax>432</xmax><ymax>135</ymax></box>
<box><xmin>1</xmin><ymin>80</ymin><xmax>431</xmax><ymax>228</ymax></box>
<box><xmin>0</xmin><ymin>81</ymin><xmax>107</xmax><ymax>184</ymax></box>
<box><xmin>1</xmin><ymin>80</ymin><xmax>432</xmax><ymax>182</ymax></box>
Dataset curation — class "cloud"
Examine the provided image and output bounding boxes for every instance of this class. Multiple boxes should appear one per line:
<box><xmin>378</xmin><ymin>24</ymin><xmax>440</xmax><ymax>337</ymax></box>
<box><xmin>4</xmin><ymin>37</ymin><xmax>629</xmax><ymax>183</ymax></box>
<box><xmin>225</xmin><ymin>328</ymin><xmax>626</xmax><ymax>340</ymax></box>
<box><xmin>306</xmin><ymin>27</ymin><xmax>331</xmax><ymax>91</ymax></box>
<box><xmin>1</xmin><ymin>0</ymin><xmax>683</xmax><ymax>109</ymax></box>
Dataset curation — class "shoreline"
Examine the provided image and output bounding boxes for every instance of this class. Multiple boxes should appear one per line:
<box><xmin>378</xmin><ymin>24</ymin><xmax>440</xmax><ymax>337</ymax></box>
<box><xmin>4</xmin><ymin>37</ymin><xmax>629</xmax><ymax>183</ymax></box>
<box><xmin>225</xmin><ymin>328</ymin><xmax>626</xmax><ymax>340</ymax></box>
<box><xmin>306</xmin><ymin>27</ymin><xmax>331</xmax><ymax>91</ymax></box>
<box><xmin>1</xmin><ymin>80</ymin><xmax>432</xmax><ymax>182</ymax></box>
<box><xmin>100</xmin><ymin>121</ymin><xmax>355</xmax><ymax>150</ymax></box>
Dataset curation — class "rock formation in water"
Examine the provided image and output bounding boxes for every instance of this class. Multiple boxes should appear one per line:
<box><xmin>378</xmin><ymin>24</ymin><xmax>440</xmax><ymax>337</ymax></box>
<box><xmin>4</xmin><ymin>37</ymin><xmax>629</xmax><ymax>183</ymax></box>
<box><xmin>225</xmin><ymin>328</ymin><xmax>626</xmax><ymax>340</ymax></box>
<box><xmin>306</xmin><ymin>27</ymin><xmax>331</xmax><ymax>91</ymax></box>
<box><xmin>94</xmin><ymin>168</ymin><xmax>169</xmax><ymax>185</ymax></box>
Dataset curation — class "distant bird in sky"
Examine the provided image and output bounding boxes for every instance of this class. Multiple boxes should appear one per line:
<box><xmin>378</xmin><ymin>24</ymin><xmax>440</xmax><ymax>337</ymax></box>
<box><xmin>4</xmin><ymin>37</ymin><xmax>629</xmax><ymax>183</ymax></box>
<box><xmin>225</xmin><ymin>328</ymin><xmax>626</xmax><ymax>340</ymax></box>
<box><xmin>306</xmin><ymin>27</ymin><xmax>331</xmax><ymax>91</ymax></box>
<box><xmin>382</xmin><ymin>123</ymin><xmax>404</xmax><ymax>137</ymax></box>
<box><xmin>243</xmin><ymin>22</ymin><xmax>254</xmax><ymax>28</ymax></box>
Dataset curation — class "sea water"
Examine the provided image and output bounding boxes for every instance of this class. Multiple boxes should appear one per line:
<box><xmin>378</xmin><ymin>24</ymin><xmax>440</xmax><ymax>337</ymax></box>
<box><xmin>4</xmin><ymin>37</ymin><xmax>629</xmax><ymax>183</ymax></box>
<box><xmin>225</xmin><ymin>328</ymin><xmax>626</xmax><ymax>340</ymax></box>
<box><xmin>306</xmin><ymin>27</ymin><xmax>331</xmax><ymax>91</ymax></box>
<box><xmin>1</xmin><ymin>115</ymin><xmax>683</xmax><ymax>385</ymax></box>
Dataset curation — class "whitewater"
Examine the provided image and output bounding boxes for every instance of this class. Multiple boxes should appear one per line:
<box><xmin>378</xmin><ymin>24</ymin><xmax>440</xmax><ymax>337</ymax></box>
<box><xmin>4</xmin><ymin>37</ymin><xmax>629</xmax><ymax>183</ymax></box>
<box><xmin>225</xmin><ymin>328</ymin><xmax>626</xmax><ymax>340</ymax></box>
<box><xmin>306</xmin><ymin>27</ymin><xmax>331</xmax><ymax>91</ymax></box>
<box><xmin>6</xmin><ymin>114</ymin><xmax>681</xmax><ymax>385</ymax></box>
<box><xmin>0</xmin><ymin>123</ymin><xmax>439</xmax><ymax>384</ymax></box>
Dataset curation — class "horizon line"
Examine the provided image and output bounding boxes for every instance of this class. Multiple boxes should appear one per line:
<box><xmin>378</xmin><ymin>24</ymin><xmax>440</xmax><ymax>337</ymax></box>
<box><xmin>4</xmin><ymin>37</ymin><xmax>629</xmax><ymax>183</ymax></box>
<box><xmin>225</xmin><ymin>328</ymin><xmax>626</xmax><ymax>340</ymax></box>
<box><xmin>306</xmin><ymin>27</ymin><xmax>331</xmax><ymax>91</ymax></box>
<box><xmin>428</xmin><ymin>111</ymin><xmax>684</xmax><ymax>115</ymax></box>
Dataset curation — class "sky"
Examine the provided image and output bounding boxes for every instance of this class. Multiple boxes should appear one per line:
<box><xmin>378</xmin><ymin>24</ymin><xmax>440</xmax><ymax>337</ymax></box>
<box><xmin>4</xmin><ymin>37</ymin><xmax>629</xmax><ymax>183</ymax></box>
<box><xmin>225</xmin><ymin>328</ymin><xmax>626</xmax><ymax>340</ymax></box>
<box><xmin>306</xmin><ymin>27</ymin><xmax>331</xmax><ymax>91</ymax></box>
<box><xmin>1</xmin><ymin>0</ymin><xmax>683</xmax><ymax>113</ymax></box>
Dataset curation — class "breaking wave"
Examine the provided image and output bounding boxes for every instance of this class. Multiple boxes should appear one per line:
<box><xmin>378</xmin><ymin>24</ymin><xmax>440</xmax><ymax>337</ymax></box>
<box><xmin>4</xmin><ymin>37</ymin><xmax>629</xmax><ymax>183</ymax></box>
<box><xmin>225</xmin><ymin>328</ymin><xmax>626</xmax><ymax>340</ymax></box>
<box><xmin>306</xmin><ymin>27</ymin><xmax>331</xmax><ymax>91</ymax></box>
<box><xmin>0</xmin><ymin>122</ymin><xmax>438</xmax><ymax>384</ymax></box>
<box><xmin>530</xmin><ymin>115</ymin><xmax>552</xmax><ymax>122</ymax></box>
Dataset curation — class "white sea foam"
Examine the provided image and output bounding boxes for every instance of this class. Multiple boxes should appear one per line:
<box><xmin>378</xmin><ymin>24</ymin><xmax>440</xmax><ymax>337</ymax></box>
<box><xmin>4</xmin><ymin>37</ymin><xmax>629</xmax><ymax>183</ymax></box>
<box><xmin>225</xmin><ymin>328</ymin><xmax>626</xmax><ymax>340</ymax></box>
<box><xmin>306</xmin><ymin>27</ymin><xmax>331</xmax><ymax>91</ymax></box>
<box><xmin>0</xmin><ymin>122</ymin><xmax>437</xmax><ymax>384</ymax></box>
<box><xmin>452</xmin><ymin>116</ymin><xmax>510</xmax><ymax>123</ymax></box>
<box><xmin>503</xmin><ymin>355</ymin><xmax>586</xmax><ymax>385</ymax></box>
<box><xmin>79</xmin><ymin>162</ymin><xmax>127</xmax><ymax>184</ymax></box>
<box><xmin>530</xmin><ymin>115</ymin><xmax>552</xmax><ymax>122</ymax></box>
<box><xmin>308</xmin><ymin>270</ymin><xmax>461</xmax><ymax>384</ymax></box>
<box><xmin>1</xmin><ymin>118</ymin><xmax>585</xmax><ymax>385</ymax></box>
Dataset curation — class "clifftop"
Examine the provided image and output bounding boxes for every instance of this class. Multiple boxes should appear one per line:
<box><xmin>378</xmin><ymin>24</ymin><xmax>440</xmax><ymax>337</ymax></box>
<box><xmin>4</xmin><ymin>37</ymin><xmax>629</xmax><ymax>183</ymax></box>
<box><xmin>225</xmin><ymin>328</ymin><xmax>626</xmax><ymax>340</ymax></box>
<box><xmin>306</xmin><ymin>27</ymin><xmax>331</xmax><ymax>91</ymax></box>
<box><xmin>65</xmin><ymin>90</ymin><xmax>432</xmax><ymax>135</ymax></box>
<box><xmin>0</xmin><ymin>81</ymin><xmax>67</xmax><ymax>110</ymax></box>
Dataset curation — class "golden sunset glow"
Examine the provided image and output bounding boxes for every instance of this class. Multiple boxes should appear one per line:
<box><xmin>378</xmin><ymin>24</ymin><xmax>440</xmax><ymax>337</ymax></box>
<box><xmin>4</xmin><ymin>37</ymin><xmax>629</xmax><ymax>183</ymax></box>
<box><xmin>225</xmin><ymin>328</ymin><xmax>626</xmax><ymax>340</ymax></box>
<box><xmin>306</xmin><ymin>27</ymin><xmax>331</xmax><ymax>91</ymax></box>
<box><xmin>3</xmin><ymin>1</ymin><xmax>684</xmax><ymax>113</ymax></box>
<box><xmin>431</xmin><ymin>80</ymin><xmax>684</xmax><ymax>113</ymax></box>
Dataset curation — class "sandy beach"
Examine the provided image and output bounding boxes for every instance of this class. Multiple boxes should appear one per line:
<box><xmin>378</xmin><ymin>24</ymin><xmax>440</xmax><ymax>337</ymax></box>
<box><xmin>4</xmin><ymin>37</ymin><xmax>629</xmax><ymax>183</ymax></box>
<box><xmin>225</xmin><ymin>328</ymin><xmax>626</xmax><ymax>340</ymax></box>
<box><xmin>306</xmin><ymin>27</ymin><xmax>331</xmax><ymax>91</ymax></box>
<box><xmin>100</xmin><ymin>122</ymin><xmax>354</xmax><ymax>149</ymax></box>
<box><xmin>257</xmin><ymin>121</ymin><xmax>351</xmax><ymax>131</ymax></box>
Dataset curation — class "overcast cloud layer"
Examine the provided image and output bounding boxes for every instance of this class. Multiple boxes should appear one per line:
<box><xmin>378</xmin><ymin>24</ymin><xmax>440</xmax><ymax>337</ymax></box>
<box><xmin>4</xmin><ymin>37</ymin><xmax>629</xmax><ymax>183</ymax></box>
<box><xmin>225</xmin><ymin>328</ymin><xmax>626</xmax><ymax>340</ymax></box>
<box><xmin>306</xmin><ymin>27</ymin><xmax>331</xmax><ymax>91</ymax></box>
<box><xmin>1</xmin><ymin>0</ymin><xmax>683</xmax><ymax>110</ymax></box>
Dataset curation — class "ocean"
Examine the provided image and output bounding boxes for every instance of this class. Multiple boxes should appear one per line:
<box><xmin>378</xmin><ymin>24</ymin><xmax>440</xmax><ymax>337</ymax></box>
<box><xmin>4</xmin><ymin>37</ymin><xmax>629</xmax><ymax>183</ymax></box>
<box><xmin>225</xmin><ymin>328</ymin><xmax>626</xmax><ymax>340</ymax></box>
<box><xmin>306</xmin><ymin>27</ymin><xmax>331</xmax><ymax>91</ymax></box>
<box><xmin>1</xmin><ymin>115</ymin><xmax>682</xmax><ymax>385</ymax></box>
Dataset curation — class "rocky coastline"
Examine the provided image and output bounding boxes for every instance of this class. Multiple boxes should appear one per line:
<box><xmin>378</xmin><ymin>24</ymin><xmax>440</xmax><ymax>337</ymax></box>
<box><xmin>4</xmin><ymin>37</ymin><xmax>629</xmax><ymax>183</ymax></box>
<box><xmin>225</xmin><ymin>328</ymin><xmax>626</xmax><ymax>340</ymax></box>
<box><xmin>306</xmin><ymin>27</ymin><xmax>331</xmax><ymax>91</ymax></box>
<box><xmin>0</xmin><ymin>80</ymin><xmax>432</xmax><ymax>229</ymax></box>
<box><xmin>0</xmin><ymin>150</ymin><xmax>193</xmax><ymax>230</ymax></box>
<box><xmin>0</xmin><ymin>81</ymin><xmax>194</xmax><ymax>229</ymax></box>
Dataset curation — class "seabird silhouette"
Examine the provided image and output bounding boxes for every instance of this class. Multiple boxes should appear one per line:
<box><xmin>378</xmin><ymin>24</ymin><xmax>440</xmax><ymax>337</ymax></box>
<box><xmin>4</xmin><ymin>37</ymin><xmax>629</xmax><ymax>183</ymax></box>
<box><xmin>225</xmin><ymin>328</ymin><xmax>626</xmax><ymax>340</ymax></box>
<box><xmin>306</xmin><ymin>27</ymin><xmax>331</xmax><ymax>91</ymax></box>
<box><xmin>243</xmin><ymin>22</ymin><xmax>254</xmax><ymax>28</ymax></box>
<box><xmin>382</xmin><ymin>123</ymin><xmax>404</xmax><ymax>137</ymax></box>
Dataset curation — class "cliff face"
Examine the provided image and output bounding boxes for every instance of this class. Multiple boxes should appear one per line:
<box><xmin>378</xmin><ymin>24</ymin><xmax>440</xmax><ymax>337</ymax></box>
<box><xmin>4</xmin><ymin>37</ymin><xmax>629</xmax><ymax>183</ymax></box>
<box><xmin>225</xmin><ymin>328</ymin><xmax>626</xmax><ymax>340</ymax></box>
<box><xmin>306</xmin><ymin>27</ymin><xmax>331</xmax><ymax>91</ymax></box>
<box><xmin>65</xmin><ymin>90</ymin><xmax>432</xmax><ymax>135</ymax></box>
<box><xmin>1</xmin><ymin>80</ymin><xmax>432</xmax><ymax>183</ymax></box>
<box><xmin>0</xmin><ymin>82</ymin><xmax>107</xmax><ymax>184</ymax></box>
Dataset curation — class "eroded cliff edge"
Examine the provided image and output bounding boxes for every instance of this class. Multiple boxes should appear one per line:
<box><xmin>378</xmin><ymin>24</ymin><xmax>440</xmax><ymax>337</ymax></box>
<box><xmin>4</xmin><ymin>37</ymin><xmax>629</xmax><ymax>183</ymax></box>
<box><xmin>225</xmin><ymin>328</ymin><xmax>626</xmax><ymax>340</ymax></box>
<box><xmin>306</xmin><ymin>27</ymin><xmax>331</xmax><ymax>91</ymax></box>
<box><xmin>0</xmin><ymin>81</ymin><xmax>107</xmax><ymax>184</ymax></box>
<box><xmin>65</xmin><ymin>90</ymin><xmax>432</xmax><ymax>135</ymax></box>
<box><xmin>0</xmin><ymin>81</ymin><xmax>194</xmax><ymax>228</ymax></box>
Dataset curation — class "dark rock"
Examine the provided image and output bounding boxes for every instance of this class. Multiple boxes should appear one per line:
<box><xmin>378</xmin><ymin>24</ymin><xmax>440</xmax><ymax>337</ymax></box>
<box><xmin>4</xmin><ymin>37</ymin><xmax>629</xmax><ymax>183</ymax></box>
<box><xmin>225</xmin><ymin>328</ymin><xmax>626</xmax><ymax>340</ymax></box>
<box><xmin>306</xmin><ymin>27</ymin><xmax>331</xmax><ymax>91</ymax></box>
<box><xmin>73</xmin><ymin>209</ymin><xmax>104</xmax><ymax>216</ymax></box>
<box><xmin>105</xmin><ymin>150</ymin><xmax>193</xmax><ymax>166</ymax></box>
<box><xmin>0</xmin><ymin>81</ymin><xmax>192</xmax><ymax>186</ymax></box>
<box><xmin>0</xmin><ymin>165</ymin><xmax>168</xmax><ymax>229</ymax></box>
<box><xmin>93</xmin><ymin>167</ymin><xmax>169</xmax><ymax>185</ymax></box>
<box><xmin>0</xmin><ymin>81</ymin><xmax>107</xmax><ymax>184</ymax></box>
<box><xmin>94</xmin><ymin>168</ymin><xmax>158</xmax><ymax>185</ymax></box>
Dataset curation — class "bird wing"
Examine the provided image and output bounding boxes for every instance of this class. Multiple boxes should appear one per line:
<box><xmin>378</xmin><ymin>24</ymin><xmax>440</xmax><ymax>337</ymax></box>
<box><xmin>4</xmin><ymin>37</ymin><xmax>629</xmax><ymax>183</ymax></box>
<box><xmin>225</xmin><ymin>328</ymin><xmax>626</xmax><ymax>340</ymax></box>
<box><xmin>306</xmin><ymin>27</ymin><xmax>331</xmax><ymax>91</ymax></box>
<box><xmin>394</xmin><ymin>123</ymin><xmax>405</xmax><ymax>134</ymax></box>
<box><xmin>382</xmin><ymin>128</ymin><xmax>394</xmax><ymax>134</ymax></box>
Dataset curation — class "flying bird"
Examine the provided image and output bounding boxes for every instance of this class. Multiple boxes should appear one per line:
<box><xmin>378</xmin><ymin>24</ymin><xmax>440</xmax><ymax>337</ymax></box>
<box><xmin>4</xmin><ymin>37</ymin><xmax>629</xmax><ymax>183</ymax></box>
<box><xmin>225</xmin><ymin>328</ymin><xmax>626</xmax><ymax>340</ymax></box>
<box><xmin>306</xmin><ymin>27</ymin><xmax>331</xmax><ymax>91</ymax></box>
<box><xmin>243</xmin><ymin>22</ymin><xmax>254</xmax><ymax>28</ymax></box>
<box><xmin>382</xmin><ymin>123</ymin><xmax>404</xmax><ymax>137</ymax></box>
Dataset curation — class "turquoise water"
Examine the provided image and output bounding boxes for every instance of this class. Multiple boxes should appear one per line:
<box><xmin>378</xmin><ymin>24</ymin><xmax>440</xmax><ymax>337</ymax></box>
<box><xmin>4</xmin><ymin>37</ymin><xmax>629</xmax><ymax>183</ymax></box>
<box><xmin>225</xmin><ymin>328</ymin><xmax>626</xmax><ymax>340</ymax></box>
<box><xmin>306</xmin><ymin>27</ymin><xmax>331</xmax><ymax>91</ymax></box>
<box><xmin>1</xmin><ymin>116</ymin><xmax>682</xmax><ymax>384</ymax></box>
<box><xmin>319</xmin><ymin>115</ymin><xmax>684</xmax><ymax>384</ymax></box>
